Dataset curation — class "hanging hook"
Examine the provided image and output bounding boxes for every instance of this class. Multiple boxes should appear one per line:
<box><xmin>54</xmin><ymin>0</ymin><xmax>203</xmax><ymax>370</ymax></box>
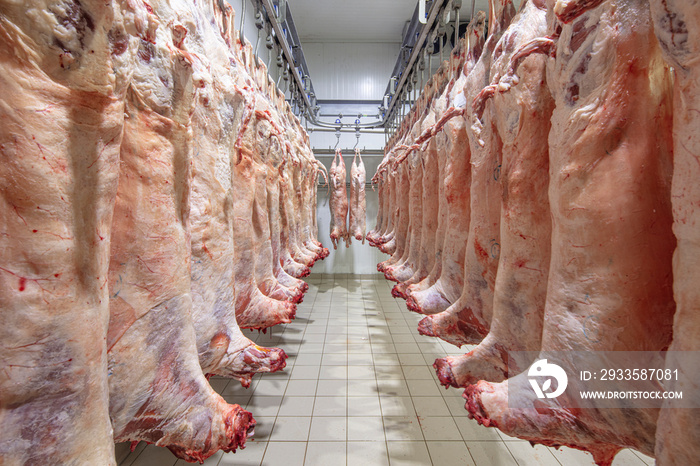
<box><xmin>266</xmin><ymin>33</ymin><xmax>275</xmax><ymax>69</ymax></box>
<box><xmin>254</xmin><ymin>33</ymin><xmax>261</xmax><ymax>68</ymax></box>
<box><xmin>253</xmin><ymin>9</ymin><xmax>265</xmax><ymax>68</ymax></box>
<box><xmin>334</xmin><ymin>118</ymin><xmax>342</xmax><ymax>150</ymax></box>
<box><xmin>353</xmin><ymin>119</ymin><xmax>361</xmax><ymax>150</ymax></box>
<box><xmin>239</xmin><ymin>0</ymin><xmax>246</xmax><ymax>45</ymax></box>
<box><xmin>278</xmin><ymin>63</ymin><xmax>288</xmax><ymax>87</ymax></box>
<box><xmin>454</xmin><ymin>0</ymin><xmax>462</xmax><ymax>46</ymax></box>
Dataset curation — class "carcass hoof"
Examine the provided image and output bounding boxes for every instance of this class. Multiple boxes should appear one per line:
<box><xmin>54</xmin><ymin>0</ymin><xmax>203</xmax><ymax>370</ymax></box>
<box><xmin>433</xmin><ymin>358</ymin><xmax>460</xmax><ymax>388</ymax></box>
<box><xmin>405</xmin><ymin>295</ymin><xmax>423</xmax><ymax>314</ymax></box>
<box><xmin>291</xmin><ymin>291</ymin><xmax>304</xmax><ymax>304</ymax></box>
<box><xmin>391</xmin><ymin>284</ymin><xmax>408</xmax><ymax>299</ymax></box>
<box><xmin>463</xmin><ymin>383</ymin><xmax>495</xmax><ymax>427</ymax></box>
<box><xmin>417</xmin><ymin>316</ymin><xmax>437</xmax><ymax>337</ymax></box>
<box><xmin>383</xmin><ymin>269</ymin><xmax>399</xmax><ymax>283</ymax></box>
<box><xmin>283</xmin><ymin>302</ymin><xmax>297</xmax><ymax>322</ymax></box>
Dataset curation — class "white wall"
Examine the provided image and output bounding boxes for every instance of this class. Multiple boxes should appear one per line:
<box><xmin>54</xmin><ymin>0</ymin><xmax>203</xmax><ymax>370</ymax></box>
<box><xmin>302</xmin><ymin>42</ymin><xmax>400</xmax><ymax>101</ymax></box>
<box><xmin>303</xmin><ymin>41</ymin><xmax>398</xmax><ymax>154</ymax></box>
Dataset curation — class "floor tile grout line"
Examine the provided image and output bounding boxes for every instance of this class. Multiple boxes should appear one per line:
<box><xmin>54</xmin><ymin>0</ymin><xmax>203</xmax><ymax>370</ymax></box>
<box><xmin>261</xmin><ymin>278</ymin><xmax>323</xmax><ymax>464</ymax></box>
<box><xmin>366</xmin><ymin>280</ymin><xmax>393</xmax><ymax>465</ymax></box>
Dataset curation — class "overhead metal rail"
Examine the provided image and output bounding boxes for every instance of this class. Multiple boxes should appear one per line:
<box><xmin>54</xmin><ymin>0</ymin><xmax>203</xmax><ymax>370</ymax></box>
<box><xmin>382</xmin><ymin>0</ymin><xmax>463</xmax><ymax>133</ymax></box>
<box><xmin>248</xmin><ymin>0</ymin><xmax>465</xmax><ymax>132</ymax></box>
<box><xmin>257</xmin><ymin>0</ymin><xmax>313</xmax><ymax>112</ymax></box>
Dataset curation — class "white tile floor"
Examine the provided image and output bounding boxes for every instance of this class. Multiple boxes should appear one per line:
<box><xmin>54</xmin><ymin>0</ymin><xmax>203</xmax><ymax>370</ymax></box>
<box><xmin>116</xmin><ymin>274</ymin><xmax>656</xmax><ymax>466</ymax></box>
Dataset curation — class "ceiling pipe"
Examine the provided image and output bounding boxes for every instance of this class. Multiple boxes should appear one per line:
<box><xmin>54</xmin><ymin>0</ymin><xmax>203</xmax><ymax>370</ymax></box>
<box><xmin>257</xmin><ymin>0</ymin><xmax>452</xmax><ymax>131</ymax></box>
<box><xmin>259</xmin><ymin>0</ymin><xmax>313</xmax><ymax>111</ymax></box>
<box><xmin>381</xmin><ymin>0</ymin><xmax>450</xmax><ymax>125</ymax></box>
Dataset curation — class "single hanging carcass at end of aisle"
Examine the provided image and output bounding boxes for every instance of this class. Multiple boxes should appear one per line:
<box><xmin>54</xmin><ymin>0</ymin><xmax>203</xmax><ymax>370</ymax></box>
<box><xmin>349</xmin><ymin>148</ymin><xmax>367</xmax><ymax>244</ymax></box>
<box><xmin>329</xmin><ymin>148</ymin><xmax>350</xmax><ymax>249</ymax></box>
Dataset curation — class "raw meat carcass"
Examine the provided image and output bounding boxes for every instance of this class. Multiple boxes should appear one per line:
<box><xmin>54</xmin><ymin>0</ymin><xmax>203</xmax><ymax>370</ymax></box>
<box><xmin>277</xmin><ymin>120</ymin><xmax>319</xmax><ymax>274</ymax></box>
<box><xmin>392</xmin><ymin>66</ymin><xmax>448</xmax><ymax>299</ymax></box>
<box><xmin>231</xmin><ymin>42</ymin><xmax>297</xmax><ymax>330</ymax></box>
<box><xmin>237</xmin><ymin>41</ymin><xmax>312</xmax><ymax>288</ymax></box>
<box><xmin>329</xmin><ymin>149</ymin><xmax>350</xmax><ymax>249</ymax></box>
<box><xmin>407</xmin><ymin>15</ymin><xmax>486</xmax><ymax>315</ymax></box>
<box><xmin>186</xmin><ymin>0</ymin><xmax>287</xmax><ymax>384</ymax></box>
<box><xmin>349</xmin><ymin>149</ymin><xmax>367</xmax><ymax>243</ymax></box>
<box><xmin>374</xmin><ymin>102</ymin><xmax>425</xmax><ymax>259</ymax></box>
<box><xmin>432</xmin><ymin>0</ymin><xmax>553</xmax><ymax>389</ymax></box>
<box><xmin>417</xmin><ymin>0</ymin><xmax>516</xmax><ymax>346</ymax></box>
<box><xmin>649</xmin><ymin>0</ymin><xmax>700</xmax><ymax>463</ymax></box>
<box><xmin>464</xmin><ymin>0</ymin><xmax>675</xmax><ymax>462</ymax></box>
<box><xmin>373</xmin><ymin>129</ymin><xmax>409</xmax><ymax>256</ymax></box>
<box><xmin>383</xmin><ymin>82</ymin><xmax>438</xmax><ymax>283</ymax></box>
<box><xmin>299</xmin><ymin>140</ymin><xmax>329</xmax><ymax>260</ymax></box>
<box><xmin>106</xmin><ymin>2</ymin><xmax>254</xmax><ymax>460</ymax></box>
<box><xmin>288</xmin><ymin>133</ymin><xmax>318</xmax><ymax>266</ymax></box>
<box><xmin>366</xmin><ymin>160</ymin><xmax>387</xmax><ymax>246</ymax></box>
<box><xmin>0</xmin><ymin>0</ymin><xmax>130</xmax><ymax>462</ymax></box>
<box><xmin>264</xmin><ymin>114</ymin><xmax>309</xmax><ymax>298</ymax></box>
<box><xmin>248</xmin><ymin>65</ymin><xmax>306</xmax><ymax>304</ymax></box>
<box><xmin>404</xmin><ymin>50</ymin><xmax>462</xmax><ymax>312</ymax></box>
<box><xmin>278</xmin><ymin>143</ymin><xmax>312</xmax><ymax>277</ymax></box>
<box><xmin>373</xmin><ymin>133</ymin><xmax>410</xmax><ymax>255</ymax></box>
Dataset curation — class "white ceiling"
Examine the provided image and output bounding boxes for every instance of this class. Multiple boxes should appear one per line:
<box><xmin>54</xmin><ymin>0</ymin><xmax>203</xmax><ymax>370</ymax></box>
<box><xmin>288</xmin><ymin>0</ymin><xmax>491</xmax><ymax>44</ymax></box>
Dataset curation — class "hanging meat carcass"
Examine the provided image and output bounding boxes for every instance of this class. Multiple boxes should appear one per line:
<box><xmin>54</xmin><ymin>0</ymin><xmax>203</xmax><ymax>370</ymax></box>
<box><xmin>366</xmin><ymin>155</ymin><xmax>388</xmax><ymax>246</ymax></box>
<box><xmin>416</xmin><ymin>0</ymin><xmax>516</xmax><ymax>346</ymax></box>
<box><xmin>231</xmin><ymin>41</ymin><xmax>297</xmax><ymax>331</ymax></box>
<box><xmin>373</xmin><ymin>117</ymin><xmax>413</xmax><ymax>257</ymax></box>
<box><xmin>263</xmin><ymin>100</ymin><xmax>309</xmax><ymax>298</ymax></box>
<box><xmin>0</xmin><ymin>0</ymin><xmax>134</xmax><ymax>462</ymax></box>
<box><xmin>432</xmin><ymin>0</ymin><xmax>554</xmax><ymax>389</ymax></box>
<box><xmin>286</xmin><ymin>127</ymin><xmax>319</xmax><ymax>266</ymax></box>
<box><xmin>649</xmin><ymin>0</ymin><xmax>700</xmax><ymax>463</ymax></box>
<box><xmin>382</xmin><ymin>80</ymin><xmax>438</xmax><ymax>283</ymax></box>
<box><xmin>405</xmin><ymin>48</ymin><xmax>463</xmax><ymax>312</ymax></box>
<box><xmin>329</xmin><ymin>148</ymin><xmax>350</xmax><ymax>249</ymax></box>
<box><xmin>464</xmin><ymin>0</ymin><xmax>675</xmax><ymax>463</ymax></box>
<box><xmin>278</xmin><ymin>144</ymin><xmax>313</xmax><ymax>278</ymax></box>
<box><xmin>1</xmin><ymin>0</ymin><xmax>325</xmax><ymax>462</ymax></box>
<box><xmin>408</xmin><ymin>13</ymin><xmax>486</xmax><ymax>316</ymax></box>
<box><xmin>296</xmin><ymin>130</ymin><xmax>329</xmax><ymax>261</ymax></box>
<box><xmin>185</xmin><ymin>0</ymin><xmax>287</xmax><ymax>383</ymax></box>
<box><xmin>392</xmin><ymin>66</ymin><xmax>449</xmax><ymax>299</ymax></box>
<box><xmin>247</xmin><ymin>62</ymin><xmax>308</xmax><ymax>304</ymax></box>
<box><xmin>105</xmin><ymin>0</ymin><xmax>255</xmax><ymax>460</ymax></box>
<box><xmin>349</xmin><ymin>149</ymin><xmax>367</xmax><ymax>243</ymax></box>
<box><xmin>406</xmin><ymin>16</ymin><xmax>486</xmax><ymax>314</ymax></box>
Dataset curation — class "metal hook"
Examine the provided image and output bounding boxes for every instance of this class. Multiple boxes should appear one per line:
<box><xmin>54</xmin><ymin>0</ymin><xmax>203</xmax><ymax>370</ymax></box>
<box><xmin>266</xmin><ymin>36</ymin><xmax>275</xmax><ymax>69</ymax></box>
<box><xmin>454</xmin><ymin>1</ymin><xmax>461</xmax><ymax>47</ymax></box>
<box><xmin>353</xmin><ymin>119</ymin><xmax>361</xmax><ymax>150</ymax></box>
<box><xmin>239</xmin><ymin>0</ymin><xmax>246</xmax><ymax>45</ymax></box>
<box><xmin>334</xmin><ymin>118</ymin><xmax>342</xmax><ymax>150</ymax></box>
<box><xmin>278</xmin><ymin>62</ymin><xmax>287</xmax><ymax>87</ymax></box>
<box><xmin>254</xmin><ymin>34</ymin><xmax>261</xmax><ymax>68</ymax></box>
